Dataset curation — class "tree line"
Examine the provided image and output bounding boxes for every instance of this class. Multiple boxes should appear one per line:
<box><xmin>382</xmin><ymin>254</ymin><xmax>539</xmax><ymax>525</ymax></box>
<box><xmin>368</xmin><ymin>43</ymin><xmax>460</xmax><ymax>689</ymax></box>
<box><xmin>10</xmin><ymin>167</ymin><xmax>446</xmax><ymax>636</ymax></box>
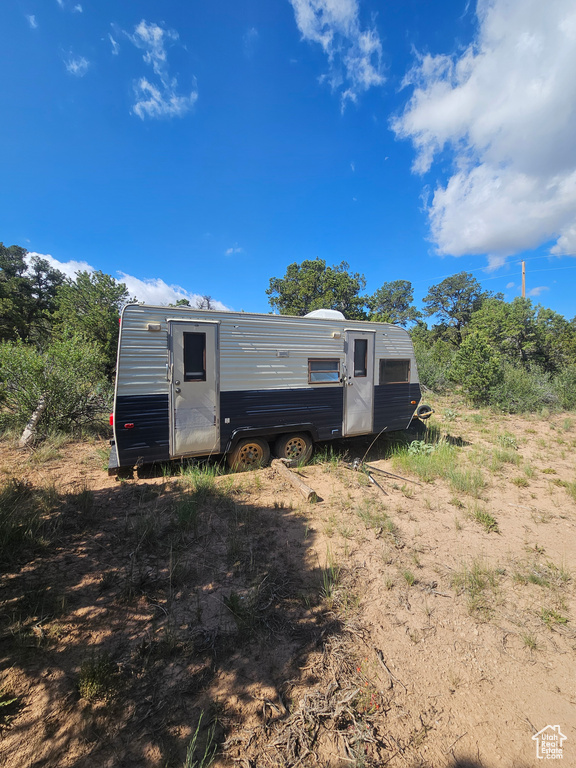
<box><xmin>268</xmin><ymin>258</ymin><xmax>576</xmax><ymax>411</ymax></box>
<box><xmin>0</xmin><ymin>243</ymin><xmax>134</xmax><ymax>434</ymax></box>
<box><xmin>2</xmin><ymin>244</ymin><xmax>576</xmax><ymax>438</ymax></box>
<box><xmin>0</xmin><ymin>243</ymin><xmax>221</xmax><ymax>435</ymax></box>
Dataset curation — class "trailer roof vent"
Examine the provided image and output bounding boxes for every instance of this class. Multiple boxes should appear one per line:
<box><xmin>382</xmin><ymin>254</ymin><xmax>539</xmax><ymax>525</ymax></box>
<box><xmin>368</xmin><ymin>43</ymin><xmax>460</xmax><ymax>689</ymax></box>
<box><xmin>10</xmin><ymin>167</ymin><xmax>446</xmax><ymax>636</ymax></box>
<box><xmin>304</xmin><ymin>309</ymin><xmax>345</xmax><ymax>320</ymax></box>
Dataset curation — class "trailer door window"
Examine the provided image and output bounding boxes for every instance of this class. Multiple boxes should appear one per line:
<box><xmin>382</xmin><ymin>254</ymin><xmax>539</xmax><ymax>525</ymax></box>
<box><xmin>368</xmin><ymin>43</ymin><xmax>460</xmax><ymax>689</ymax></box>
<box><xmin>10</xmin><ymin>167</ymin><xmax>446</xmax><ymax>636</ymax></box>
<box><xmin>183</xmin><ymin>332</ymin><xmax>206</xmax><ymax>381</ymax></box>
<box><xmin>353</xmin><ymin>339</ymin><xmax>368</xmax><ymax>377</ymax></box>
<box><xmin>379</xmin><ymin>359</ymin><xmax>410</xmax><ymax>384</ymax></box>
<box><xmin>309</xmin><ymin>359</ymin><xmax>340</xmax><ymax>383</ymax></box>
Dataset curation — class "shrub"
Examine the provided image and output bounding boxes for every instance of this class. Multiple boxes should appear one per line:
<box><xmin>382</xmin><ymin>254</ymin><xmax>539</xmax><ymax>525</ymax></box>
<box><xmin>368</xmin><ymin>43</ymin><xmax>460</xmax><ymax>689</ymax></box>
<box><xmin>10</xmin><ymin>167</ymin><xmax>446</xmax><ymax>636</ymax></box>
<box><xmin>0</xmin><ymin>334</ymin><xmax>111</xmax><ymax>435</ymax></box>
<box><xmin>489</xmin><ymin>362</ymin><xmax>558</xmax><ymax>414</ymax></box>
<box><xmin>449</xmin><ymin>333</ymin><xmax>500</xmax><ymax>405</ymax></box>
<box><xmin>413</xmin><ymin>339</ymin><xmax>456</xmax><ymax>393</ymax></box>
<box><xmin>553</xmin><ymin>365</ymin><xmax>576</xmax><ymax>410</ymax></box>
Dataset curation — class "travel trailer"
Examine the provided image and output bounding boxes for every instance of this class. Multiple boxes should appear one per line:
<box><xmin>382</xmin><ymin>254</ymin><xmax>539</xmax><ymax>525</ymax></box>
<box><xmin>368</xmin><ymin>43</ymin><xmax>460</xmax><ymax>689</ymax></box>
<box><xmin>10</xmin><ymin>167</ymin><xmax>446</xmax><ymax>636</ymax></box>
<box><xmin>108</xmin><ymin>304</ymin><xmax>430</xmax><ymax>473</ymax></box>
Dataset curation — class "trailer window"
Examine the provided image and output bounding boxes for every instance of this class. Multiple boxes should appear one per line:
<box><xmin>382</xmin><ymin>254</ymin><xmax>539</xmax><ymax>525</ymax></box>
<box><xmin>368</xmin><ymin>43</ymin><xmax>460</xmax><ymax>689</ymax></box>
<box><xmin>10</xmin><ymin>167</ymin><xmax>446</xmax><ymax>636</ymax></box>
<box><xmin>353</xmin><ymin>339</ymin><xmax>368</xmax><ymax>377</ymax></box>
<box><xmin>183</xmin><ymin>332</ymin><xmax>206</xmax><ymax>381</ymax></box>
<box><xmin>379</xmin><ymin>359</ymin><xmax>410</xmax><ymax>384</ymax></box>
<box><xmin>309</xmin><ymin>359</ymin><xmax>340</xmax><ymax>384</ymax></box>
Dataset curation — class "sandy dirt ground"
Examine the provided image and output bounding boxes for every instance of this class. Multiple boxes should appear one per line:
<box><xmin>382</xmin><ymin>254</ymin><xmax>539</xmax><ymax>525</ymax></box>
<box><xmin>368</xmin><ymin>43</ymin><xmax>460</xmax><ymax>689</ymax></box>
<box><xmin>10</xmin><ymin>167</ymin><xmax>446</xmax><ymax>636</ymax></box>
<box><xmin>1</xmin><ymin>395</ymin><xmax>575</xmax><ymax>768</ymax></box>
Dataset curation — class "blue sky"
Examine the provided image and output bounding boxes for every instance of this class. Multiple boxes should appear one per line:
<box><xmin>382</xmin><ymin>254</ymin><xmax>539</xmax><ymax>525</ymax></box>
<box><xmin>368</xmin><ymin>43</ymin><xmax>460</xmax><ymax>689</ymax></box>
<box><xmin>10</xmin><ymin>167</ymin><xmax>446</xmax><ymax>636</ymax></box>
<box><xmin>2</xmin><ymin>0</ymin><xmax>576</xmax><ymax>318</ymax></box>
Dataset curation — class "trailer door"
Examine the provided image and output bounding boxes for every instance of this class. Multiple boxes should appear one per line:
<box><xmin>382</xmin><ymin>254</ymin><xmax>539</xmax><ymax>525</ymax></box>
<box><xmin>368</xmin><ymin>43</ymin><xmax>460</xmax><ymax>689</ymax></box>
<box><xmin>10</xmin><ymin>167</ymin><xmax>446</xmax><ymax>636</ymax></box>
<box><xmin>169</xmin><ymin>321</ymin><xmax>219</xmax><ymax>457</ymax></box>
<box><xmin>343</xmin><ymin>330</ymin><xmax>375</xmax><ymax>436</ymax></box>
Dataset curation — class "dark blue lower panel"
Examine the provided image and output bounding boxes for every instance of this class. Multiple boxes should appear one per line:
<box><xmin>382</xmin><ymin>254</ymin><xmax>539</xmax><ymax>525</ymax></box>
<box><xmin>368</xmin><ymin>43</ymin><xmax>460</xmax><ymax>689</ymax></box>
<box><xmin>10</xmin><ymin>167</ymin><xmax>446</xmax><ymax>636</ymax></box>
<box><xmin>220</xmin><ymin>387</ymin><xmax>344</xmax><ymax>447</ymax></box>
<box><xmin>373</xmin><ymin>383</ymin><xmax>421</xmax><ymax>433</ymax></box>
<box><xmin>114</xmin><ymin>384</ymin><xmax>421</xmax><ymax>467</ymax></box>
<box><xmin>115</xmin><ymin>394</ymin><xmax>170</xmax><ymax>466</ymax></box>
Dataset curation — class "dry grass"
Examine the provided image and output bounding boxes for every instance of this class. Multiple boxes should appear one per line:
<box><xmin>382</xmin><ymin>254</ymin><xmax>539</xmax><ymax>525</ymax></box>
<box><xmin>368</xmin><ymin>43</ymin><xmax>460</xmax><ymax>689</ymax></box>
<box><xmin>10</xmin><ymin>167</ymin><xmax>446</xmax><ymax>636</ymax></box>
<box><xmin>1</xmin><ymin>397</ymin><xmax>576</xmax><ymax>768</ymax></box>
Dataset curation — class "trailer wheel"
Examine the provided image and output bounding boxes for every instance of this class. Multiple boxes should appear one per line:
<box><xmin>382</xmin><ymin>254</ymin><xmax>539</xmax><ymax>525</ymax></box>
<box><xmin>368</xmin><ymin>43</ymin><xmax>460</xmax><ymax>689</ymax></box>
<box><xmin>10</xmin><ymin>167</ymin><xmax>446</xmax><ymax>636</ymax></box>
<box><xmin>227</xmin><ymin>438</ymin><xmax>271</xmax><ymax>471</ymax></box>
<box><xmin>274</xmin><ymin>433</ymin><xmax>313</xmax><ymax>465</ymax></box>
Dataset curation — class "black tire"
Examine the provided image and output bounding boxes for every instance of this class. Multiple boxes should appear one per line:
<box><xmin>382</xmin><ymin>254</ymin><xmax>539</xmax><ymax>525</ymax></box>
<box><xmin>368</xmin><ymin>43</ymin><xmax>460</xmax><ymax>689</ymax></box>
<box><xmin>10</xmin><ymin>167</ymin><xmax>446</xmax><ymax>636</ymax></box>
<box><xmin>274</xmin><ymin>433</ymin><xmax>313</xmax><ymax>465</ymax></box>
<box><xmin>227</xmin><ymin>437</ymin><xmax>271</xmax><ymax>471</ymax></box>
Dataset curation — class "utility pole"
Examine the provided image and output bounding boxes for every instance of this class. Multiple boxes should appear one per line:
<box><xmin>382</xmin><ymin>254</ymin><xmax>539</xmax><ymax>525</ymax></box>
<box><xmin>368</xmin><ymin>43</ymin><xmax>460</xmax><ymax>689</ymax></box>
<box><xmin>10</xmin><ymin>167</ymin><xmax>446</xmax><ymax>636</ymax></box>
<box><xmin>521</xmin><ymin>260</ymin><xmax>526</xmax><ymax>298</ymax></box>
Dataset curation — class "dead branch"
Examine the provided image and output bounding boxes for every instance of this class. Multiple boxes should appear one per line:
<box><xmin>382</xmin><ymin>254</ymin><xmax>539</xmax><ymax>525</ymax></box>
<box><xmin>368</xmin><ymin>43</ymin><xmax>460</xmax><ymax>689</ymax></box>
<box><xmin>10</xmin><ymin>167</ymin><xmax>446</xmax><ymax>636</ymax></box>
<box><xmin>18</xmin><ymin>395</ymin><xmax>47</xmax><ymax>448</ymax></box>
<box><xmin>374</xmin><ymin>648</ymin><xmax>408</xmax><ymax>692</ymax></box>
<box><xmin>364</xmin><ymin>464</ymin><xmax>422</xmax><ymax>486</ymax></box>
<box><xmin>271</xmin><ymin>459</ymin><xmax>318</xmax><ymax>502</ymax></box>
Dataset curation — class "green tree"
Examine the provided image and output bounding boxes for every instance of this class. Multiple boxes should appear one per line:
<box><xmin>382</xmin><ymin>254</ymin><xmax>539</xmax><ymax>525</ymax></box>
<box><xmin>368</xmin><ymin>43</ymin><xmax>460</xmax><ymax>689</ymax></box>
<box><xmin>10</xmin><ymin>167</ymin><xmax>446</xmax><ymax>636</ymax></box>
<box><xmin>410</xmin><ymin>320</ymin><xmax>432</xmax><ymax>346</ymax></box>
<box><xmin>266</xmin><ymin>259</ymin><xmax>367</xmax><ymax>319</ymax></box>
<box><xmin>449</xmin><ymin>332</ymin><xmax>500</xmax><ymax>405</ymax></box>
<box><xmin>53</xmin><ymin>271</ymin><xmax>132</xmax><ymax>375</ymax></box>
<box><xmin>366</xmin><ymin>280</ymin><xmax>421</xmax><ymax>326</ymax></box>
<box><xmin>468</xmin><ymin>297</ymin><xmax>543</xmax><ymax>366</ymax></box>
<box><xmin>423</xmin><ymin>272</ymin><xmax>494</xmax><ymax>345</ymax></box>
<box><xmin>0</xmin><ymin>334</ymin><xmax>110</xmax><ymax>434</ymax></box>
<box><xmin>535</xmin><ymin>306</ymin><xmax>576</xmax><ymax>372</ymax></box>
<box><xmin>467</xmin><ymin>297</ymin><xmax>576</xmax><ymax>373</ymax></box>
<box><xmin>0</xmin><ymin>243</ymin><xmax>65</xmax><ymax>343</ymax></box>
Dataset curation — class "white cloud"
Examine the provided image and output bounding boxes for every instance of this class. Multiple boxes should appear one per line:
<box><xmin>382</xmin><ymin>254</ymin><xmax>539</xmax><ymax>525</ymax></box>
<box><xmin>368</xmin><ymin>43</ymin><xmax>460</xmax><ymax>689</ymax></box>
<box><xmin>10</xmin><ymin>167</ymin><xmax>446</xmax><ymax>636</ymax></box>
<box><xmin>289</xmin><ymin>0</ymin><xmax>384</xmax><ymax>109</ymax></box>
<box><xmin>109</xmin><ymin>34</ymin><xmax>120</xmax><ymax>56</ymax></box>
<box><xmin>27</xmin><ymin>252</ymin><xmax>94</xmax><ymax>279</ymax></box>
<box><xmin>25</xmin><ymin>252</ymin><xmax>229</xmax><ymax>309</ymax></box>
<box><xmin>243</xmin><ymin>27</ymin><xmax>259</xmax><ymax>58</ymax></box>
<box><xmin>550</xmin><ymin>223</ymin><xmax>576</xmax><ymax>256</ymax></box>
<box><xmin>225</xmin><ymin>246</ymin><xmax>244</xmax><ymax>255</ymax></box>
<box><xmin>129</xmin><ymin>20</ymin><xmax>178</xmax><ymax>77</ymax></box>
<box><xmin>56</xmin><ymin>0</ymin><xmax>82</xmax><ymax>10</ymax></box>
<box><xmin>133</xmin><ymin>78</ymin><xmax>197</xmax><ymax>120</ymax></box>
<box><xmin>26</xmin><ymin>14</ymin><xmax>38</xmax><ymax>29</ymax></box>
<box><xmin>506</xmin><ymin>281</ymin><xmax>515</xmax><ymax>289</ymax></box>
<box><xmin>65</xmin><ymin>54</ymin><xmax>89</xmax><ymax>77</ymax></box>
<box><xmin>393</xmin><ymin>0</ymin><xmax>576</xmax><ymax>262</ymax></box>
<box><xmin>117</xmin><ymin>273</ymin><xmax>229</xmax><ymax>309</ymax></box>
<box><xmin>528</xmin><ymin>285</ymin><xmax>549</xmax><ymax>297</ymax></box>
<box><xmin>127</xmin><ymin>20</ymin><xmax>198</xmax><ymax>120</ymax></box>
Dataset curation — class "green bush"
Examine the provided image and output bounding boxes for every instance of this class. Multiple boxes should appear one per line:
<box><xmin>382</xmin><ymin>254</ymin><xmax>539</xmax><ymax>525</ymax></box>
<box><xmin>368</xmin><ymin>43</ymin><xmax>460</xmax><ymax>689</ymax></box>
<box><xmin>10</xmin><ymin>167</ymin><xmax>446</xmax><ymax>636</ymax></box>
<box><xmin>553</xmin><ymin>365</ymin><xmax>576</xmax><ymax>410</ymax></box>
<box><xmin>0</xmin><ymin>334</ymin><xmax>111</xmax><ymax>435</ymax></box>
<box><xmin>449</xmin><ymin>333</ymin><xmax>500</xmax><ymax>405</ymax></box>
<box><xmin>413</xmin><ymin>339</ymin><xmax>456</xmax><ymax>393</ymax></box>
<box><xmin>489</xmin><ymin>362</ymin><xmax>557</xmax><ymax>414</ymax></box>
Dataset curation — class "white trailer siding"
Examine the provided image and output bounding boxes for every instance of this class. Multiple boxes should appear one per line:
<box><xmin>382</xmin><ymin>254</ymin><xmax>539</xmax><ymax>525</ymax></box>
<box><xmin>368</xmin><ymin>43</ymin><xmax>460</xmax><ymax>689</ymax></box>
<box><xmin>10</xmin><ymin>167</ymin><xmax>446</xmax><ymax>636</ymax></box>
<box><xmin>220</xmin><ymin>316</ymin><xmax>345</xmax><ymax>391</ymax></box>
<box><xmin>115</xmin><ymin>304</ymin><xmax>418</xmax><ymax>393</ymax></box>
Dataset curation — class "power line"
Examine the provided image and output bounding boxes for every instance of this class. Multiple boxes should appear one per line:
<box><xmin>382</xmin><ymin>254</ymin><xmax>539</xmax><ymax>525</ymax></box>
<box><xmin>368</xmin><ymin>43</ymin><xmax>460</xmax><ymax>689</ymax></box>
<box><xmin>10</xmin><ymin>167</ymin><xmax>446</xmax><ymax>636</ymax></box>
<box><xmin>520</xmin><ymin>264</ymin><xmax>576</xmax><ymax>276</ymax></box>
<box><xmin>411</xmin><ymin>261</ymin><xmax>576</xmax><ymax>287</ymax></box>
